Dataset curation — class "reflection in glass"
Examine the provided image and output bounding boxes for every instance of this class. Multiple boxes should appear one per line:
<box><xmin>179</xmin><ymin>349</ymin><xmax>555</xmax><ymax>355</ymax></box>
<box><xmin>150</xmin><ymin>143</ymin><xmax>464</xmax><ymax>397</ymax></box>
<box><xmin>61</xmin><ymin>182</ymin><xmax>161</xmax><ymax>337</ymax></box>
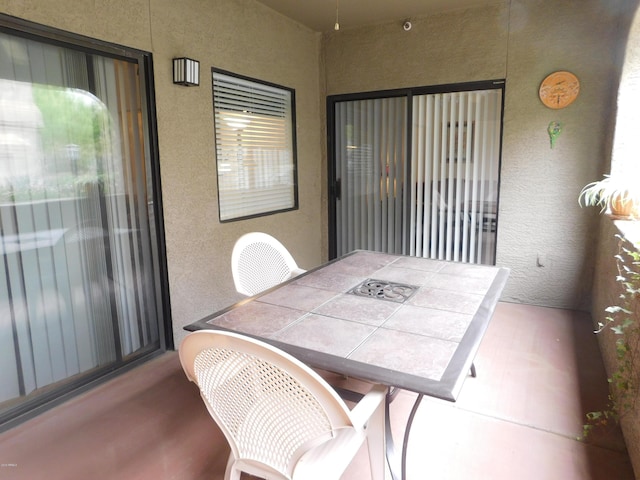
<box><xmin>0</xmin><ymin>31</ymin><xmax>162</xmax><ymax>421</ymax></box>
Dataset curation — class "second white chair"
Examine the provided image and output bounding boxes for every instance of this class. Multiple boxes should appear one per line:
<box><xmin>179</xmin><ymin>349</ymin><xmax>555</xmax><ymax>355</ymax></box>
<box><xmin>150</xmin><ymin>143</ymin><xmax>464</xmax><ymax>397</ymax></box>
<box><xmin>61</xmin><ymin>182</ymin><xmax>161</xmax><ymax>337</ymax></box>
<box><xmin>231</xmin><ymin>232</ymin><xmax>306</xmax><ymax>296</ymax></box>
<box><xmin>180</xmin><ymin>330</ymin><xmax>387</xmax><ymax>480</ymax></box>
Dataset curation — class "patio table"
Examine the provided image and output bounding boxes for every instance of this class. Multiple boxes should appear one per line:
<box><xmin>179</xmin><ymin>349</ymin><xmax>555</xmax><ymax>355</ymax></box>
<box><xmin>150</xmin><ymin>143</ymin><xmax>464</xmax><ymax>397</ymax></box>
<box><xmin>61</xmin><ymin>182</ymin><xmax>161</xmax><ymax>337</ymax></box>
<box><xmin>185</xmin><ymin>249</ymin><xmax>509</xmax><ymax>480</ymax></box>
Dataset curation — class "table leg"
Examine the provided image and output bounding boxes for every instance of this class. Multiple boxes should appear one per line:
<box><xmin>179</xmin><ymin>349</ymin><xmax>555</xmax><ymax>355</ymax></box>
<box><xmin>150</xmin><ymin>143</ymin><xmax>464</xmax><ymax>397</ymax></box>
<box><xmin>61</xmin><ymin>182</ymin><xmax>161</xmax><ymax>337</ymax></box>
<box><xmin>385</xmin><ymin>391</ymin><xmax>424</xmax><ymax>480</ymax></box>
<box><xmin>384</xmin><ymin>366</ymin><xmax>476</xmax><ymax>478</ymax></box>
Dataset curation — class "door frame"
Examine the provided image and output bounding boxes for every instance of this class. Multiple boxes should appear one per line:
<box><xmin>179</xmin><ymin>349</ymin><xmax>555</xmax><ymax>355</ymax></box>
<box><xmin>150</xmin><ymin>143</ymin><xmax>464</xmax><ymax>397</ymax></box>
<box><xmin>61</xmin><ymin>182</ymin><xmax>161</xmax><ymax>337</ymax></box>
<box><xmin>326</xmin><ymin>79</ymin><xmax>506</xmax><ymax>260</ymax></box>
<box><xmin>0</xmin><ymin>13</ymin><xmax>172</xmax><ymax>432</ymax></box>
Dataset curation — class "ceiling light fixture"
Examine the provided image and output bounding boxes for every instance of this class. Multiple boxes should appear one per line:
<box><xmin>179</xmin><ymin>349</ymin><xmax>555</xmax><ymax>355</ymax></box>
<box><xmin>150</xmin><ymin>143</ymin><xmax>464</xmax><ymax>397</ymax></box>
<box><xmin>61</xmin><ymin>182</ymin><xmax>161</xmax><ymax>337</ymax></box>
<box><xmin>334</xmin><ymin>0</ymin><xmax>340</xmax><ymax>30</ymax></box>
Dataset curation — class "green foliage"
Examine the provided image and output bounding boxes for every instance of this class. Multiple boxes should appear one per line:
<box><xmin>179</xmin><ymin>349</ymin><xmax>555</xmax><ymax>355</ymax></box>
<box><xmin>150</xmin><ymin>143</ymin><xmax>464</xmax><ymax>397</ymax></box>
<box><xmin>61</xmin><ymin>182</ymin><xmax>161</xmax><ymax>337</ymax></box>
<box><xmin>34</xmin><ymin>85</ymin><xmax>109</xmax><ymax>158</ymax></box>
<box><xmin>583</xmin><ymin>234</ymin><xmax>640</xmax><ymax>439</ymax></box>
<box><xmin>0</xmin><ymin>85</ymin><xmax>111</xmax><ymax>204</ymax></box>
<box><xmin>579</xmin><ymin>175</ymin><xmax>639</xmax><ymax>214</ymax></box>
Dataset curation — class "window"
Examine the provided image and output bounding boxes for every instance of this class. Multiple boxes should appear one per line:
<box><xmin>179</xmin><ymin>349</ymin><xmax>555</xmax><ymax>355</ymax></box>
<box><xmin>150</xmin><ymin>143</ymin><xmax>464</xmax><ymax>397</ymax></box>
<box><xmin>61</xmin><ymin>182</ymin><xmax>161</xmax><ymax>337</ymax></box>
<box><xmin>212</xmin><ymin>69</ymin><xmax>298</xmax><ymax>221</ymax></box>
<box><xmin>0</xmin><ymin>15</ymin><xmax>168</xmax><ymax>430</ymax></box>
<box><xmin>611</xmin><ymin>20</ymin><xmax>640</xmax><ymax>184</ymax></box>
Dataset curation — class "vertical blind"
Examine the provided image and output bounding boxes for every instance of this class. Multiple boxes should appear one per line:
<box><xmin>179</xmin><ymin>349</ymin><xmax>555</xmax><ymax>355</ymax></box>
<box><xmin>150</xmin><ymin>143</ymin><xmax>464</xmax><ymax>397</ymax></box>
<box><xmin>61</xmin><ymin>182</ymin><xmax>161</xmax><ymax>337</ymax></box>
<box><xmin>332</xmin><ymin>87</ymin><xmax>502</xmax><ymax>264</ymax></box>
<box><xmin>0</xmin><ymin>30</ymin><xmax>162</xmax><ymax>420</ymax></box>
<box><xmin>213</xmin><ymin>71</ymin><xmax>297</xmax><ymax>221</ymax></box>
<box><xmin>410</xmin><ymin>90</ymin><xmax>502</xmax><ymax>264</ymax></box>
<box><xmin>334</xmin><ymin>97</ymin><xmax>408</xmax><ymax>256</ymax></box>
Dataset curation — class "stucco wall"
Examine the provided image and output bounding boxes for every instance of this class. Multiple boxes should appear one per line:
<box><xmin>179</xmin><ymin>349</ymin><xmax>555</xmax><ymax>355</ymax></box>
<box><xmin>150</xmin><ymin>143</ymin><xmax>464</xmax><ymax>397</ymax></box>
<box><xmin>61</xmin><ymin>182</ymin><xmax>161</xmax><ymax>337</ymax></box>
<box><xmin>0</xmin><ymin>0</ymin><xmax>637</xmax><ymax>343</ymax></box>
<box><xmin>322</xmin><ymin>0</ymin><xmax>633</xmax><ymax>310</ymax></box>
<box><xmin>592</xmin><ymin>219</ymin><xmax>640</xmax><ymax>475</ymax></box>
<box><xmin>0</xmin><ymin>0</ymin><xmax>324</xmax><ymax>347</ymax></box>
<box><xmin>591</xmin><ymin>5</ymin><xmax>640</xmax><ymax>474</ymax></box>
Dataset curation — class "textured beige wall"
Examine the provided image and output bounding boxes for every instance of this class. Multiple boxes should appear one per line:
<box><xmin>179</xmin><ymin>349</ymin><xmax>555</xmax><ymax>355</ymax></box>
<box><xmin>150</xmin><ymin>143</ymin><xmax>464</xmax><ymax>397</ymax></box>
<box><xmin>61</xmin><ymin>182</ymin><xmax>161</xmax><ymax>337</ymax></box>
<box><xmin>0</xmin><ymin>0</ymin><xmax>637</xmax><ymax>336</ymax></box>
<box><xmin>499</xmin><ymin>0</ymin><xmax>631</xmax><ymax>309</ymax></box>
<box><xmin>592</xmin><ymin>6</ymin><xmax>640</xmax><ymax>473</ymax></box>
<box><xmin>593</xmin><ymin>219</ymin><xmax>640</xmax><ymax>475</ymax></box>
<box><xmin>323</xmin><ymin>0</ymin><xmax>633</xmax><ymax>310</ymax></box>
<box><xmin>148</xmin><ymin>0</ymin><xmax>324</xmax><ymax>347</ymax></box>
<box><xmin>324</xmin><ymin>4</ymin><xmax>509</xmax><ymax>93</ymax></box>
<box><xmin>0</xmin><ymin>0</ymin><xmax>324</xmax><ymax>347</ymax></box>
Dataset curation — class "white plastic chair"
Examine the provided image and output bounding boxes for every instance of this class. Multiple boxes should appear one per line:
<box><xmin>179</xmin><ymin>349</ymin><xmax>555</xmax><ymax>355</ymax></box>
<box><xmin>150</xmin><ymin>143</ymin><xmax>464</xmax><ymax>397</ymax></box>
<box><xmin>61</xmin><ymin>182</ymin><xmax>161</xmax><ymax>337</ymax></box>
<box><xmin>231</xmin><ymin>232</ymin><xmax>306</xmax><ymax>296</ymax></box>
<box><xmin>179</xmin><ymin>330</ymin><xmax>387</xmax><ymax>480</ymax></box>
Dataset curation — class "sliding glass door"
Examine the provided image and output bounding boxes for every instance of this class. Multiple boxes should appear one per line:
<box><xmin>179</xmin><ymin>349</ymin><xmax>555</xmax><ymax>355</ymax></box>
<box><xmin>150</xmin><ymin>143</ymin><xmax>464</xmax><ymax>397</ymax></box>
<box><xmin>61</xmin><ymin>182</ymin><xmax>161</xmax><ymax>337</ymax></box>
<box><xmin>329</xmin><ymin>81</ymin><xmax>504</xmax><ymax>264</ymax></box>
<box><xmin>0</xmin><ymin>18</ymin><xmax>168</xmax><ymax>427</ymax></box>
<box><xmin>332</xmin><ymin>96</ymin><xmax>408</xmax><ymax>255</ymax></box>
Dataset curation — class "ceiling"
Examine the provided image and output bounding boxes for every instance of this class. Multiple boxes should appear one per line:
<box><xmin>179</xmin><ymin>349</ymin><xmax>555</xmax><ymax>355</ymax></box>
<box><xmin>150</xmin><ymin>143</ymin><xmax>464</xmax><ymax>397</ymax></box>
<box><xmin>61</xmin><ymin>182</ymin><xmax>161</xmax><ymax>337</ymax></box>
<box><xmin>254</xmin><ymin>0</ymin><xmax>502</xmax><ymax>32</ymax></box>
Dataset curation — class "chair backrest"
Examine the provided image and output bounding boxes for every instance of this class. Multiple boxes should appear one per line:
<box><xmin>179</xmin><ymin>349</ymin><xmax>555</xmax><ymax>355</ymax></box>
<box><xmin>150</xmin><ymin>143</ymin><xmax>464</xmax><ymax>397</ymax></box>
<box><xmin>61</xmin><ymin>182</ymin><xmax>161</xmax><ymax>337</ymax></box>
<box><xmin>179</xmin><ymin>330</ymin><xmax>354</xmax><ymax>478</ymax></box>
<box><xmin>231</xmin><ymin>232</ymin><xmax>303</xmax><ymax>296</ymax></box>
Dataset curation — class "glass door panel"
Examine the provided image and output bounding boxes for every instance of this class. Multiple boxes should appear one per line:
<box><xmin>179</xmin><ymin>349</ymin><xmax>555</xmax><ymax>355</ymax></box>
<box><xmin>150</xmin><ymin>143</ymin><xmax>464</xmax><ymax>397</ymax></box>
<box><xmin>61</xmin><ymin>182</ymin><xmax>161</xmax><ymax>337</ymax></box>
<box><xmin>0</xmin><ymin>27</ymin><xmax>165</xmax><ymax>425</ymax></box>
<box><xmin>333</xmin><ymin>97</ymin><xmax>408</xmax><ymax>257</ymax></box>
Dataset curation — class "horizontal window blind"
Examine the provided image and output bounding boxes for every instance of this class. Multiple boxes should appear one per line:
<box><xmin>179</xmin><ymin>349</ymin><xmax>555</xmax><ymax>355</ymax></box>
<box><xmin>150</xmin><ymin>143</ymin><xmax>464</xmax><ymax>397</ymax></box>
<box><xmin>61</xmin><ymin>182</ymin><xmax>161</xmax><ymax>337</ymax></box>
<box><xmin>213</xmin><ymin>71</ymin><xmax>297</xmax><ymax>221</ymax></box>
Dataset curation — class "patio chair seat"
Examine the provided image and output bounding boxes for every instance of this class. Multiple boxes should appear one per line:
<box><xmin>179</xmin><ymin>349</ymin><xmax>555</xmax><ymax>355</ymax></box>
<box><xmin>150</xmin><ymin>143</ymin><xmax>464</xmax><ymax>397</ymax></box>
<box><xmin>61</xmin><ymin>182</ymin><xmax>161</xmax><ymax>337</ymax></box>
<box><xmin>180</xmin><ymin>330</ymin><xmax>387</xmax><ymax>480</ymax></box>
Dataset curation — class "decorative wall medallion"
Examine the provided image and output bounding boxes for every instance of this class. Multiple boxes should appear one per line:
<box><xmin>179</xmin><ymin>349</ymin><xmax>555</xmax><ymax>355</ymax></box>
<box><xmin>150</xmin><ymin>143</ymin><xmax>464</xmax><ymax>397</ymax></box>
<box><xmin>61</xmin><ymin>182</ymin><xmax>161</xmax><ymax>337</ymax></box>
<box><xmin>539</xmin><ymin>71</ymin><xmax>580</xmax><ymax>109</ymax></box>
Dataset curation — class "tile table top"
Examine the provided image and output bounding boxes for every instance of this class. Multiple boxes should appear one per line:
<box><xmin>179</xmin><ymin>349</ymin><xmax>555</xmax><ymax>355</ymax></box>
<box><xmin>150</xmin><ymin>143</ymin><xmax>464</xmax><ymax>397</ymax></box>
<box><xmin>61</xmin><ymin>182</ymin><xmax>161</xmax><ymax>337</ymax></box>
<box><xmin>186</xmin><ymin>250</ymin><xmax>509</xmax><ymax>401</ymax></box>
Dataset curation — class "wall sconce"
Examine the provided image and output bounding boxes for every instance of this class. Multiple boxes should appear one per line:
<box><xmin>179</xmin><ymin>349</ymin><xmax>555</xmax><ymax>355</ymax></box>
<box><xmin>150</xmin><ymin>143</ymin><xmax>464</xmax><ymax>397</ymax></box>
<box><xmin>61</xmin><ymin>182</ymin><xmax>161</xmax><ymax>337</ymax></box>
<box><xmin>173</xmin><ymin>57</ymin><xmax>200</xmax><ymax>86</ymax></box>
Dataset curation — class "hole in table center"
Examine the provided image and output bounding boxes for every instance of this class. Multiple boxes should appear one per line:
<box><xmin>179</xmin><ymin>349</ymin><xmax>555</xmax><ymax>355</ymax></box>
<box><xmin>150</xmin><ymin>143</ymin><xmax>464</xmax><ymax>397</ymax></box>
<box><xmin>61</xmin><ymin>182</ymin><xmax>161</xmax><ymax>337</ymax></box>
<box><xmin>348</xmin><ymin>278</ymin><xmax>419</xmax><ymax>304</ymax></box>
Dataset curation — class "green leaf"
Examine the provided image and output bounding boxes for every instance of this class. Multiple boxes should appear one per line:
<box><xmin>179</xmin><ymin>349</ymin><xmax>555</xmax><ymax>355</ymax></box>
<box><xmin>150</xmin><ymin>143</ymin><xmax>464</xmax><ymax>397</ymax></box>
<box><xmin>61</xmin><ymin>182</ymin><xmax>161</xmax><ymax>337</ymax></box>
<box><xmin>586</xmin><ymin>411</ymin><xmax>603</xmax><ymax>421</ymax></box>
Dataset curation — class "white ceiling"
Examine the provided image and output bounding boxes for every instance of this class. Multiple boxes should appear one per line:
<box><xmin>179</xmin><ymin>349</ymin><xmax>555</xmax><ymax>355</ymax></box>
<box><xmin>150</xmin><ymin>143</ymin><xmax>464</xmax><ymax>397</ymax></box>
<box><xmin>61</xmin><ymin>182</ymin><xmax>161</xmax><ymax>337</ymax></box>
<box><xmin>254</xmin><ymin>0</ymin><xmax>502</xmax><ymax>32</ymax></box>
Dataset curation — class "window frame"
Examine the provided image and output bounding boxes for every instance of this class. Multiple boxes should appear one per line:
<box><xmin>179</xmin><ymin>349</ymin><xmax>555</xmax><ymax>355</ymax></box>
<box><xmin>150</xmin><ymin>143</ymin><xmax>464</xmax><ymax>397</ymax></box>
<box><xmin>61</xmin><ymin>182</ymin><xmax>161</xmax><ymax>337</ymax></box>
<box><xmin>212</xmin><ymin>68</ymin><xmax>299</xmax><ymax>222</ymax></box>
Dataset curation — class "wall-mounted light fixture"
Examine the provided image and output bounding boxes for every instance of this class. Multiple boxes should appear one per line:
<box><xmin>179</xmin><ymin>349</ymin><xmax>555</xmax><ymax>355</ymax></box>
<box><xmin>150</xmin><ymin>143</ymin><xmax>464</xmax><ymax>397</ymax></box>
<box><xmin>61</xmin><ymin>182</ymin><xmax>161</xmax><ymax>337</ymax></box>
<box><xmin>173</xmin><ymin>57</ymin><xmax>200</xmax><ymax>86</ymax></box>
